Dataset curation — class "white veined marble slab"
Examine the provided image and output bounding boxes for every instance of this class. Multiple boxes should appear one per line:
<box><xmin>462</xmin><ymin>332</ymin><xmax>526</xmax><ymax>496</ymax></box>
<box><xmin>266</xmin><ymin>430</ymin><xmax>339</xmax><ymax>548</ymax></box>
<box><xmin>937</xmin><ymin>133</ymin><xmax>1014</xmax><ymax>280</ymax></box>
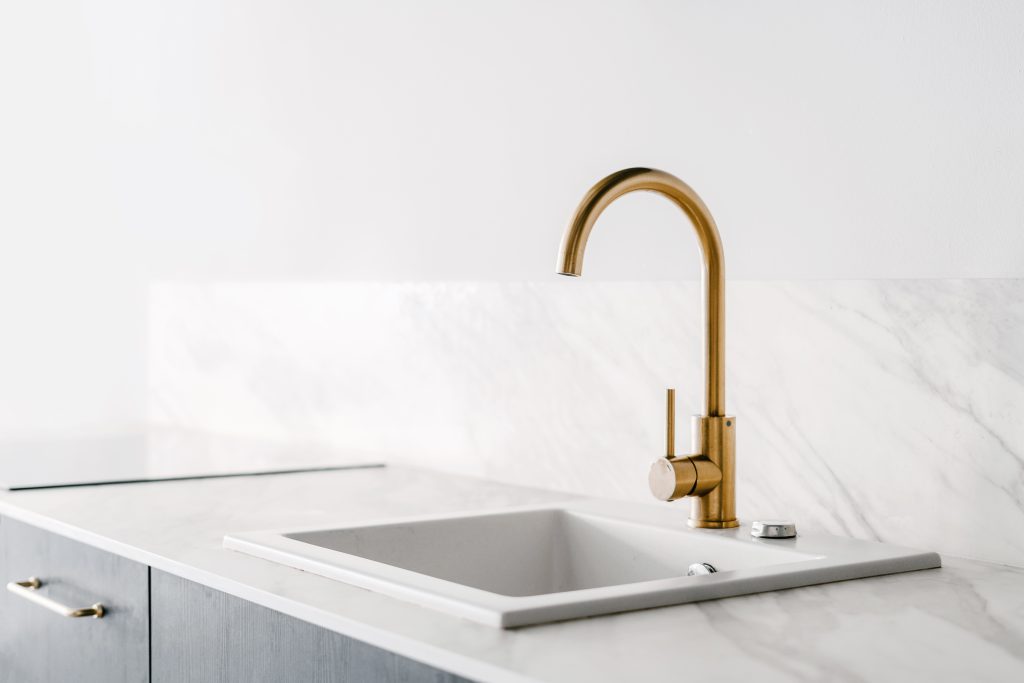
<box><xmin>148</xmin><ymin>280</ymin><xmax>1024</xmax><ymax>568</ymax></box>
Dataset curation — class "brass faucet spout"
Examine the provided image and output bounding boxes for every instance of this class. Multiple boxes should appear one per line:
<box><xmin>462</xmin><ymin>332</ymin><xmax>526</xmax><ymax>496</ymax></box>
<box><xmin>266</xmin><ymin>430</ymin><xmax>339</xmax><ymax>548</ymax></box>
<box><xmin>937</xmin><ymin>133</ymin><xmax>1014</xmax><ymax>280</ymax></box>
<box><xmin>558</xmin><ymin>168</ymin><xmax>737</xmax><ymax>528</ymax></box>
<box><xmin>557</xmin><ymin>167</ymin><xmax>726</xmax><ymax>417</ymax></box>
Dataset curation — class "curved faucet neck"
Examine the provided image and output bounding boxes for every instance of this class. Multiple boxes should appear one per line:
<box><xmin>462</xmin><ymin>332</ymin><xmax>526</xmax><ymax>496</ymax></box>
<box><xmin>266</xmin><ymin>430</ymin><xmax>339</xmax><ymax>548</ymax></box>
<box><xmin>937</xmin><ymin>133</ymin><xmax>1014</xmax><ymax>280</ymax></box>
<box><xmin>557</xmin><ymin>167</ymin><xmax>726</xmax><ymax>417</ymax></box>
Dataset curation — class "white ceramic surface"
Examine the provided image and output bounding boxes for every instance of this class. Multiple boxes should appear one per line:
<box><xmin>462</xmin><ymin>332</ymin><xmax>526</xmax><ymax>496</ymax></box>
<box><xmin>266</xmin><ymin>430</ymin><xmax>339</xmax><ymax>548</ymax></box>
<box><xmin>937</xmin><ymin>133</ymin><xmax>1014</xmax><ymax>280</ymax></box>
<box><xmin>0</xmin><ymin>466</ymin><xmax>1020</xmax><ymax>682</ymax></box>
<box><xmin>225</xmin><ymin>502</ymin><xmax>939</xmax><ymax>627</ymax></box>
<box><xmin>150</xmin><ymin>279</ymin><xmax>1024</xmax><ymax>568</ymax></box>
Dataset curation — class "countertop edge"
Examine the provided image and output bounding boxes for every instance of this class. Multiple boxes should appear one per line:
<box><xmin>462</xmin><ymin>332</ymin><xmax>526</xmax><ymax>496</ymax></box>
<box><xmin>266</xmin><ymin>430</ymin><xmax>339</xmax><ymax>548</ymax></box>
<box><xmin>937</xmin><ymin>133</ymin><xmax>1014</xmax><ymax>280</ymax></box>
<box><xmin>0</xmin><ymin>499</ymin><xmax>537</xmax><ymax>683</ymax></box>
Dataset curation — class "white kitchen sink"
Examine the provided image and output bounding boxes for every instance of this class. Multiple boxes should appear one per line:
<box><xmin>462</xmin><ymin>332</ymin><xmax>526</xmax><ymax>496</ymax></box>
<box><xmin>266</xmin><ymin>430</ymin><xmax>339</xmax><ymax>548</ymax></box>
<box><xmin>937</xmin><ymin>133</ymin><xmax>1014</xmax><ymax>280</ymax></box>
<box><xmin>224</xmin><ymin>501</ymin><xmax>940</xmax><ymax>627</ymax></box>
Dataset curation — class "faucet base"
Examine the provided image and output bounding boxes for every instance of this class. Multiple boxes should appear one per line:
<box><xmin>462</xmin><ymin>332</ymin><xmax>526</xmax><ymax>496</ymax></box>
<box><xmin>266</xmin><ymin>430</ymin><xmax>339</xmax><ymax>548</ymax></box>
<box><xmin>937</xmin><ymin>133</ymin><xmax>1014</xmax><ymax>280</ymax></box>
<box><xmin>688</xmin><ymin>518</ymin><xmax>740</xmax><ymax>529</ymax></box>
<box><xmin>687</xmin><ymin>415</ymin><xmax>738</xmax><ymax>529</ymax></box>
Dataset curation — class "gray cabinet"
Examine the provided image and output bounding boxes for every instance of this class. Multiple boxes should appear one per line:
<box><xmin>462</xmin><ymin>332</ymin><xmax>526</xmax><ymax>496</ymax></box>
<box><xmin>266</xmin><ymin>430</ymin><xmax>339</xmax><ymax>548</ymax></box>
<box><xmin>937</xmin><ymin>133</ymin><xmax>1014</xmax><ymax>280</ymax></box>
<box><xmin>0</xmin><ymin>517</ymin><xmax>471</xmax><ymax>682</ymax></box>
<box><xmin>0</xmin><ymin>516</ymin><xmax>149</xmax><ymax>683</ymax></box>
<box><xmin>150</xmin><ymin>570</ymin><xmax>471</xmax><ymax>683</ymax></box>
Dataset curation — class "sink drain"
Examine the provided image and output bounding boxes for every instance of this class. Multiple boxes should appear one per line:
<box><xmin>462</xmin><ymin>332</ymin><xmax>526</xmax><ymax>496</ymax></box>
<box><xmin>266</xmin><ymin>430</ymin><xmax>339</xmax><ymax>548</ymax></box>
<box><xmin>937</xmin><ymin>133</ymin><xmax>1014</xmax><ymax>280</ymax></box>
<box><xmin>687</xmin><ymin>562</ymin><xmax>718</xmax><ymax>576</ymax></box>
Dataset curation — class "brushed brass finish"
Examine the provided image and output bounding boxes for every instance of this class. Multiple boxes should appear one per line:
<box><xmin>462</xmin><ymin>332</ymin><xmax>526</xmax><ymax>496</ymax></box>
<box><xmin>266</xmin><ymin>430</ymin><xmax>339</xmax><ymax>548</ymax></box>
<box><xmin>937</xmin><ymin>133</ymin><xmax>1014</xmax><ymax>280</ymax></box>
<box><xmin>665</xmin><ymin>388</ymin><xmax>676</xmax><ymax>458</ymax></box>
<box><xmin>688</xmin><ymin>415</ymin><xmax>736</xmax><ymax>527</ymax></box>
<box><xmin>649</xmin><ymin>456</ymin><xmax>696</xmax><ymax>501</ymax></box>
<box><xmin>558</xmin><ymin>168</ymin><xmax>739</xmax><ymax>528</ymax></box>
<box><xmin>557</xmin><ymin>167</ymin><xmax>725</xmax><ymax>417</ymax></box>
<box><xmin>649</xmin><ymin>454</ymin><xmax>722</xmax><ymax>502</ymax></box>
<box><xmin>6</xmin><ymin>577</ymin><xmax>106</xmax><ymax>618</ymax></box>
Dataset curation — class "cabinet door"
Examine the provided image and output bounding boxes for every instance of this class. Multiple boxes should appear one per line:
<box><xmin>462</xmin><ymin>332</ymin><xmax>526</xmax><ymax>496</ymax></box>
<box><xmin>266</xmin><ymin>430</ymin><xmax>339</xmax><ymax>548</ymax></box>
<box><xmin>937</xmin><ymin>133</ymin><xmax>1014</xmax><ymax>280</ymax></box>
<box><xmin>151</xmin><ymin>570</ymin><xmax>472</xmax><ymax>683</ymax></box>
<box><xmin>0</xmin><ymin>516</ymin><xmax>149</xmax><ymax>683</ymax></box>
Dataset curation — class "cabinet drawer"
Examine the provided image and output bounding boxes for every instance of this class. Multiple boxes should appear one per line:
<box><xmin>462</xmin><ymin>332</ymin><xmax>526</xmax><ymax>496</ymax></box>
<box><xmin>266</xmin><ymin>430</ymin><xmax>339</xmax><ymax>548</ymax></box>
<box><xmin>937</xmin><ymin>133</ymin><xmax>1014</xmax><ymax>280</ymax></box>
<box><xmin>152</xmin><ymin>570</ymin><xmax>471</xmax><ymax>683</ymax></box>
<box><xmin>0</xmin><ymin>516</ymin><xmax>148</xmax><ymax>683</ymax></box>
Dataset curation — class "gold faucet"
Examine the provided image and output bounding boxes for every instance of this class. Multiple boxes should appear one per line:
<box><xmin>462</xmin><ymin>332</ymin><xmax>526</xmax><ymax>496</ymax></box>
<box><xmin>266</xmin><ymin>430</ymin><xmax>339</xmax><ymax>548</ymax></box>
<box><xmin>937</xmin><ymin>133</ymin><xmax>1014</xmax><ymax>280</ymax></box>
<box><xmin>557</xmin><ymin>167</ymin><xmax>738</xmax><ymax>529</ymax></box>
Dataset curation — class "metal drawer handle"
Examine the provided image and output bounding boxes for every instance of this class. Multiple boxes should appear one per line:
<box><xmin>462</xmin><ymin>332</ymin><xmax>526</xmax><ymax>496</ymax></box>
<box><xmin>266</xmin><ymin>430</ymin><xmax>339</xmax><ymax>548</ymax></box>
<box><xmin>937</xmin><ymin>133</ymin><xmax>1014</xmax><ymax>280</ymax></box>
<box><xmin>6</xmin><ymin>577</ymin><xmax>106</xmax><ymax>618</ymax></box>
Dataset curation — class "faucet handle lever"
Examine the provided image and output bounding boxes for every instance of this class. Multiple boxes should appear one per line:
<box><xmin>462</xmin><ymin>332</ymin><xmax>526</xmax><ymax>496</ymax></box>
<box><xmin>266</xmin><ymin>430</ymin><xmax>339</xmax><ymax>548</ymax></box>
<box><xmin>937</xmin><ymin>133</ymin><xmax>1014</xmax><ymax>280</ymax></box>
<box><xmin>666</xmin><ymin>388</ymin><xmax>676</xmax><ymax>457</ymax></box>
<box><xmin>651</xmin><ymin>389</ymin><xmax>724</xmax><ymax>501</ymax></box>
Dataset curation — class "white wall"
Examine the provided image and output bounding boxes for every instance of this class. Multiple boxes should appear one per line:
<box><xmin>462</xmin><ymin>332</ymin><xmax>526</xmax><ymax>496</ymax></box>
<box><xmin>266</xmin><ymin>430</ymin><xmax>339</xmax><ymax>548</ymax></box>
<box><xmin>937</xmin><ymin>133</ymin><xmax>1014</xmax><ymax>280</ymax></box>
<box><xmin>2</xmin><ymin>1</ymin><xmax>1023</xmax><ymax>436</ymax></box>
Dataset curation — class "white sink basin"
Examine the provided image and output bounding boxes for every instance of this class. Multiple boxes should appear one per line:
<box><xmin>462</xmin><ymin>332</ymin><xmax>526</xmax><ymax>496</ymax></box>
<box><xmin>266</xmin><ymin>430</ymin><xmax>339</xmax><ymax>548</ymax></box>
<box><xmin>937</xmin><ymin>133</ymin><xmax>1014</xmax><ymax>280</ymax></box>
<box><xmin>224</xmin><ymin>502</ymin><xmax>940</xmax><ymax>627</ymax></box>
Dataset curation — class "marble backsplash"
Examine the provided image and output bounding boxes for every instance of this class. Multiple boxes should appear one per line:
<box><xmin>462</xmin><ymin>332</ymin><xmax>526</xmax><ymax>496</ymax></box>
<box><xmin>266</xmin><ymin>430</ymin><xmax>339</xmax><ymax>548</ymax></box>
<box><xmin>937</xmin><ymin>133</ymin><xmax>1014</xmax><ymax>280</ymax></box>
<box><xmin>148</xmin><ymin>280</ymin><xmax>1024</xmax><ymax>568</ymax></box>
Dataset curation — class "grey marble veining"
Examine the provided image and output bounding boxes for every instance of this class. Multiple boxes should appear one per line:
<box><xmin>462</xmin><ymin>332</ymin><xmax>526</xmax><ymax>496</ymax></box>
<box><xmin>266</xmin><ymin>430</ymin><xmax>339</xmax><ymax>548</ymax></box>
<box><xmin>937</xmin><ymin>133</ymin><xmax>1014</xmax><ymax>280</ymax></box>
<box><xmin>1</xmin><ymin>466</ymin><xmax>1022</xmax><ymax>682</ymax></box>
<box><xmin>148</xmin><ymin>280</ymin><xmax>1024</xmax><ymax>567</ymax></box>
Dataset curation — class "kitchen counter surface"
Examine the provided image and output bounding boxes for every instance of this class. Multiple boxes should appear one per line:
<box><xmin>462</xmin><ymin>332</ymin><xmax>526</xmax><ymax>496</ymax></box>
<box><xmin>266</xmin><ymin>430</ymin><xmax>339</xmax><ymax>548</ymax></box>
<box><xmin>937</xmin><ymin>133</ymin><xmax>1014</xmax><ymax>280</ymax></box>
<box><xmin>1</xmin><ymin>465</ymin><xmax>1022</xmax><ymax>682</ymax></box>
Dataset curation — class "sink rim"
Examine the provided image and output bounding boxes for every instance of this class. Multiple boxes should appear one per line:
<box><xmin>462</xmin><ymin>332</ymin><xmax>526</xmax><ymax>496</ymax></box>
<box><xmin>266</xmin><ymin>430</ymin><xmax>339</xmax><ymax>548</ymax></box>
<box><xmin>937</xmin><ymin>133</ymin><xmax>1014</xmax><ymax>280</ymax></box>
<box><xmin>280</xmin><ymin>506</ymin><xmax>822</xmax><ymax>597</ymax></box>
<box><xmin>223</xmin><ymin>500</ymin><xmax>942</xmax><ymax>628</ymax></box>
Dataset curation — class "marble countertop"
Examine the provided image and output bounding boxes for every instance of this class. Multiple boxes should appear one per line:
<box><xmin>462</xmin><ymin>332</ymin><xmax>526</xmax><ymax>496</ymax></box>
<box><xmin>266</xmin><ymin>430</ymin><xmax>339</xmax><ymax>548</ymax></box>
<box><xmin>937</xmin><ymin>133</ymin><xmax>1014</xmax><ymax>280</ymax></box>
<box><xmin>1</xmin><ymin>465</ymin><xmax>1022</xmax><ymax>682</ymax></box>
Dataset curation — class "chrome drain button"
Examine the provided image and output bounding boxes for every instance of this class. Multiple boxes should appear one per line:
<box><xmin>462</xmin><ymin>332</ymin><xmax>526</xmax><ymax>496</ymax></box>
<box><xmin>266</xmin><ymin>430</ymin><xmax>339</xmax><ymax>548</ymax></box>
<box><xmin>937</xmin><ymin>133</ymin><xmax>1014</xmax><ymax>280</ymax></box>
<box><xmin>751</xmin><ymin>520</ymin><xmax>797</xmax><ymax>539</ymax></box>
